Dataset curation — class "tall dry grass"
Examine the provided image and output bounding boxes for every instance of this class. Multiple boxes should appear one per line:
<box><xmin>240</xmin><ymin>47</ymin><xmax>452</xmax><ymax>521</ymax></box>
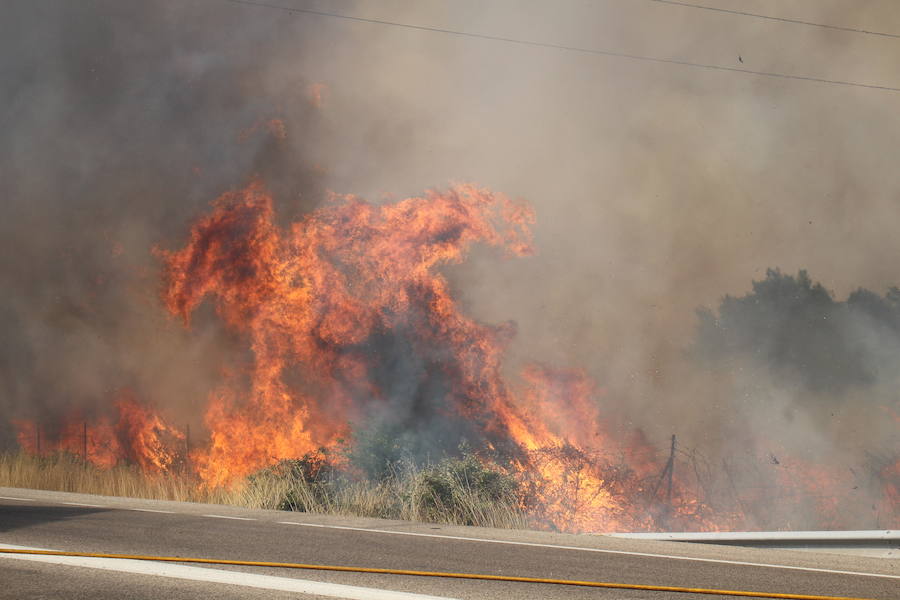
<box><xmin>222</xmin><ymin>455</ymin><xmax>528</xmax><ymax>528</ymax></box>
<box><xmin>0</xmin><ymin>452</ymin><xmax>226</xmax><ymax>503</ymax></box>
<box><xmin>0</xmin><ymin>451</ymin><xmax>528</xmax><ymax>529</ymax></box>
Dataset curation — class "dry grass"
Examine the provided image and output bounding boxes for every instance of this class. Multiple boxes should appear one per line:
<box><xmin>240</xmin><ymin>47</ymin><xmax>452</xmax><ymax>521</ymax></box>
<box><xmin>241</xmin><ymin>471</ymin><xmax>528</xmax><ymax>529</ymax></box>
<box><xmin>0</xmin><ymin>451</ymin><xmax>528</xmax><ymax>529</ymax></box>
<box><xmin>231</xmin><ymin>456</ymin><xmax>528</xmax><ymax>528</ymax></box>
<box><xmin>0</xmin><ymin>451</ymin><xmax>224</xmax><ymax>503</ymax></box>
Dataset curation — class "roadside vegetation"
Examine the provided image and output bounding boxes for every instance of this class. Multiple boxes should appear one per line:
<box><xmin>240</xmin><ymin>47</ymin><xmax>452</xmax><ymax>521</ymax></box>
<box><xmin>0</xmin><ymin>452</ymin><xmax>220</xmax><ymax>503</ymax></box>
<box><xmin>0</xmin><ymin>449</ymin><xmax>527</xmax><ymax>529</ymax></box>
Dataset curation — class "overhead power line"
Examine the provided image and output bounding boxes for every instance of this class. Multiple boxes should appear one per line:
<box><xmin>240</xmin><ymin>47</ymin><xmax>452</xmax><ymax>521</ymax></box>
<box><xmin>224</xmin><ymin>0</ymin><xmax>900</xmax><ymax>93</ymax></box>
<box><xmin>645</xmin><ymin>0</ymin><xmax>900</xmax><ymax>40</ymax></box>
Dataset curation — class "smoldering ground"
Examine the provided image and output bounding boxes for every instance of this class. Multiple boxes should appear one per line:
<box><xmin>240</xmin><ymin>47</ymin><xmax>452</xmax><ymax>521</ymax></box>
<box><xmin>1</xmin><ymin>0</ymin><xmax>898</xmax><ymax>525</ymax></box>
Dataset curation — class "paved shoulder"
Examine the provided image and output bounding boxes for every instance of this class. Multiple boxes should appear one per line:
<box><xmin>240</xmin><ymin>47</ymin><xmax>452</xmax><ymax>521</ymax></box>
<box><xmin>1</xmin><ymin>487</ymin><xmax>897</xmax><ymax>600</ymax></box>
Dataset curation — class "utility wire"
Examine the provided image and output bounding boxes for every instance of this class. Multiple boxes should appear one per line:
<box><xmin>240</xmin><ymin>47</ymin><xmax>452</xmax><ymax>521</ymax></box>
<box><xmin>645</xmin><ymin>0</ymin><xmax>900</xmax><ymax>40</ymax></box>
<box><xmin>224</xmin><ymin>0</ymin><xmax>900</xmax><ymax>93</ymax></box>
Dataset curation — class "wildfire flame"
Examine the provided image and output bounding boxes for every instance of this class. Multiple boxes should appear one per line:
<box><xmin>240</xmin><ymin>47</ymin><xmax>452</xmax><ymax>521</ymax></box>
<box><xmin>158</xmin><ymin>181</ymin><xmax>537</xmax><ymax>487</ymax></box>
<box><xmin>15</xmin><ymin>391</ymin><xmax>183</xmax><ymax>473</ymax></box>
<box><xmin>11</xmin><ymin>180</ymin><xmax>899</xmax><ymax>532</ymax></box>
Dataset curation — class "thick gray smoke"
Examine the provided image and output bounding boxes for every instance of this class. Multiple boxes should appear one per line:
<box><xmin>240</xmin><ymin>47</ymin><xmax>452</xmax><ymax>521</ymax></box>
<box><xmin>689</xmin><ymin>269</ymin><xmax>899</xmax><ymax>527</ymax></box>
<box><xmin>1</xmin><ymin>1</ymin><xmax>897</xmax><ymax>527</ymax></box>
<box><xmin>0</xmin><ymin>0</ymin><xmax>332</xmax><ymax>444</ymax></box>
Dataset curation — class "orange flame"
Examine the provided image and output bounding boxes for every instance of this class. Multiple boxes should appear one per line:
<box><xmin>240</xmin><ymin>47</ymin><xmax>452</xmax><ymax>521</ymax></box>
<box><xmin>14</xmin><ymin>391</ymin><xmax>182</xmax><ymax>473</ymax></box>
<box><xmin>12</xmin><ymin>178</ymin><xmax>898</xmax><ymax>532</ymax></box>
<box><xmin>153</xmin><ymin>180</ymin><xmax>724</xmax><ymax>530</ymax></box>
<box><xmin>159</xmin><ymin>181</ymin><xmax>536</xmax><ymax>487</ymax></box>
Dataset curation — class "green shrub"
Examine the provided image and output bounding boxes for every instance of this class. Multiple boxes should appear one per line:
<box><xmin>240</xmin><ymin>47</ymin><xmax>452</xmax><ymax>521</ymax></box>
<box><xmin>244</xmin><ymin>452</ymin><xmax>337</xmax><ymax>511</ymax></box>
<box><xmin>343</xmin><ymin>423</ymin><xmax>418</xmax><ymax>481</ymax></box>
<box><xmin>411</xmin><ymin>453</ymin><xmax>522</xmax><ymax>526</ymax></box>
<box><xmin>242</xmin><ymin>449</ymin><xmax>526</xmax><ymax>528</ymax></box>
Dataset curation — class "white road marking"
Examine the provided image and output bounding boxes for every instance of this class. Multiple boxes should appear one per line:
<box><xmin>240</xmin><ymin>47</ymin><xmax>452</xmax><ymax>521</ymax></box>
<box><xmin>8</xmin><ymin>491</ymin><xmax>896</xmax><ymax>582</ymax></box>
<box><xmin>288</xmin><ymin>523</ymin><xmax>900</xmax><ymax>581</ymax></box>
<box><xmin>129</xmin><ymin>508</ymin><xmax>175</xmax><ymax>514</ymax></box>
<box><xmin>0</xmin><ymin>496</ymin><xmax>34</xmax><ymax>501</ymax></box>
<box><xmin>0</xmin><ymin>544</ymin><xmax>457</xmax><ymax>600</ymax></box>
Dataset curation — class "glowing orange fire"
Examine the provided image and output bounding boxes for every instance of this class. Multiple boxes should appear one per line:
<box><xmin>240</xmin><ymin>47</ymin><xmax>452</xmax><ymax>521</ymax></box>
<box><xmin>15</xmin><ymin>391</ymin><xmax>183</xmax><ymax>473</ymax></box>
<box><xmin>158</xmin><ymin>181</ymin><xmax>537</xmax><ymax>487</ymax></box>
<box><xmin>11</xmin><ymin>179</ymin><xmax>899</xmax><ymax>532</ymax></box>
<box><xmin>152</xmin><ymin>180</ymin><xmax>726</xmax><ymax>530</ymax></box>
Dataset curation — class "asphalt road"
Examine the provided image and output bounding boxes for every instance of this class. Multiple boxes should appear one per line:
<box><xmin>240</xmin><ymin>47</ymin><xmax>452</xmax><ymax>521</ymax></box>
<box><xmin>0</xmin><ymin>487</ymin><xmax>897</xmax><ymax>599</ymax></box>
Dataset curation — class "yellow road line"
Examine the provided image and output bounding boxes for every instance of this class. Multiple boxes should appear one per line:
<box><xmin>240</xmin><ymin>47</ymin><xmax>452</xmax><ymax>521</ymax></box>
<box><xmin>0</xmin><ymin>547</ymin><xmax>877</xmax><ymax>600</ymax></box>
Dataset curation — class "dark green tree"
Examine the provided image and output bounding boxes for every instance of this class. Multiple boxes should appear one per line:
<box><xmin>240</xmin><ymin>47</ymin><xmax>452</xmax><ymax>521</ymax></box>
<box><xmin>694</xmin><ymin>269</ymin><xmax>900</xmax><ymax>394</ymax></box>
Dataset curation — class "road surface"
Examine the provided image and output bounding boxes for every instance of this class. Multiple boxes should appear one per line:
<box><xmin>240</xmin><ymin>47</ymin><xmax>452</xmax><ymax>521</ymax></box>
<box><xmin>1</xmin><ymin>487</ymin><xmax>897</xmax><ymax>599</ymax></box>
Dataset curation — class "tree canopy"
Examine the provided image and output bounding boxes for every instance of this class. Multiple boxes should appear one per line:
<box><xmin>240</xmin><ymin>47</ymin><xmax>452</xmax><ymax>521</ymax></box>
<box><xmin>695</xmin><ymin>269</ymin><xmax>900</xmax><ymax>394</ymax></box>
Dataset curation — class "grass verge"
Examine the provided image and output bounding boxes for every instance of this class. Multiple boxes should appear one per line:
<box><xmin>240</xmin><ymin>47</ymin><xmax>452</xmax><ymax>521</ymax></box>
<box><xmin>0</xmin><ymin>451</ymin><xmax>527</xmax><ymax>529</ymax></box>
